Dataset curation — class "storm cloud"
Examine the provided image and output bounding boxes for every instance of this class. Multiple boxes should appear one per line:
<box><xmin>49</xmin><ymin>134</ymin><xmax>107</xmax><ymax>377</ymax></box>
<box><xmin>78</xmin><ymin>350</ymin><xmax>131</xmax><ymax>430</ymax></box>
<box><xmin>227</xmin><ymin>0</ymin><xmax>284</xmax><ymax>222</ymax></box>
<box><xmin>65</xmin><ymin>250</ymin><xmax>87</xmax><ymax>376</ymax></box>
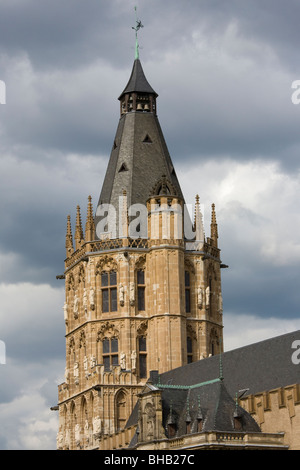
<box><xmin>0</xmin><ymin>0</ymin><xmax>300</xmax><ymax>449</ymax></box>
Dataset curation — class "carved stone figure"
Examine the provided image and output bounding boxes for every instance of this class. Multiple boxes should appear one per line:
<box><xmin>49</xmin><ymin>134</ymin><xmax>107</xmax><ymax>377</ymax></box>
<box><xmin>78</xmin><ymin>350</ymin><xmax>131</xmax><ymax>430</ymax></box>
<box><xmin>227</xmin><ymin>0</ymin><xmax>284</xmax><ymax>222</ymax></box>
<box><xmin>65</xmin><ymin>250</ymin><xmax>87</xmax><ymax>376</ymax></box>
<box><xmin>90</xmin><ymin>355</ymin><xmax>97</xmax><ymax>368</ymax></box>
<box><xmin>120</xmin><ymin>352</ymin><xmax>126</xmax><ymax>369</ymax></box>
<box><xmin>73</xmin><ymin>292</ymin><xmax>79</xmax><ymax>319</ymax></box>
<box><xmin>205</xmin><ymin>286</ymin><xmax>210</xmax><ymax>307</ymax></box>
<box><xmin>74</xmin><ymin>361</ymin><xmax>79</xmax><ymax>377</ymax></box>
<box><xmin>130</xmin><ymin>282</ymin><xmax>135</xmax><ymax>306</ymax></box>
<box><xmin>93</xmin><ymin>416</ymin><xmax>101</xmax><ymax>438</ymax></box>
<box><xmin>119</xmin><ymin>284</ymin><xmax>125</xmax><ymax>306</ymax></box>
<box><xmin>197</xmin><ymin>287</ymin><xmax>203</xmax><ymax>309</ymax></box>
<box><xmin>63</xmin><ymin>302</ymin><xmax>68</xmax><ymax>325</ymax></box>
<box><xmin>65</xmin><ymin>366</ymin><xmax>69</xmax><ymax>383</ymax></box>
<box><xmin>83</xmin><ymin>288</ymin><xmax>88</xmax><ymax>315</ymax></box>
<box><xmin>218</xmin><ymin>293</ymin><xmax>223</xmax><ymax>313</ymax></box>
<box><xmin>89</xmin><ymin>287</ymin><xmax>95</xmax><ymax>310</ymax></box>
<box><xmin>131</xmin><ymin>350</ymin><xmax>137</xmax><ymax>370</ymax></box>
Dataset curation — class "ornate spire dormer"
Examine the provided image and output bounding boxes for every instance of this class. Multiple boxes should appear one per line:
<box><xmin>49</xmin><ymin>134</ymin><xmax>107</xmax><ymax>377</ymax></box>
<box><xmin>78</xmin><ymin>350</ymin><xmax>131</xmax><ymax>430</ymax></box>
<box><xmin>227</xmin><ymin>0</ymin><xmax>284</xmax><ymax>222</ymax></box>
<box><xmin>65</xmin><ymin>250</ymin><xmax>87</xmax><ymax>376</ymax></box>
<box><xmin>210</xmin><ymin>203</ymin><xmax>218</xmax><ymax>247</ymax></box>
<box><xmin>85</xmin><ymin>195</ymin><xmax>95</xmax><ymax>242</ymax></box>
<box><xmin>75</xmin><ymin>205</ymin><xmax>84</xmax><ymax>250</ymax></box>
<box><xmin>65</xmin><ymin>214</ymin><xmax>74</xmax><ymax>257</ymax></box>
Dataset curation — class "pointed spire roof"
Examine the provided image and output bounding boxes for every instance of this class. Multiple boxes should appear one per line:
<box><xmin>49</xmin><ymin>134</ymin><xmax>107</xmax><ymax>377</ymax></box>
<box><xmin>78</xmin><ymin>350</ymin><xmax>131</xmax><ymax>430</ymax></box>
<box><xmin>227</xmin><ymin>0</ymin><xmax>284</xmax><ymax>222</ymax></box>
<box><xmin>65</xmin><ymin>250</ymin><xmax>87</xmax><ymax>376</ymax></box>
<box><xmin>95</xmin><ymin>58</ymin><xmax>185</xmax><ymax>239</ymax></box>
<box><xmin>118</xmin><ymin>59</ymin><xmax>158</xmax><ymax>100</ymax></box>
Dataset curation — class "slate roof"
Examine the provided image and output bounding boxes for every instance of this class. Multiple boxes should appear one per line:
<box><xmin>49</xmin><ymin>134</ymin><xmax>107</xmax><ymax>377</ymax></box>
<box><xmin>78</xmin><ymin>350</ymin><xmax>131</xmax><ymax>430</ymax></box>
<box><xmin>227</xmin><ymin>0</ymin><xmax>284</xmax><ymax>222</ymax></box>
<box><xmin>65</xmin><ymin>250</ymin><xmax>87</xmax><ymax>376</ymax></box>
<box><xmin>118</xmin><ymin>59</ymin><xmax>158</xmax><ymax>100</ymax></box>
<box><xmin>126</xmin><ymin>330</ymin><xmax>300</xmax><ymax>437</ymax></box>
<box><xmin>159</xmin><ymin>379</ymin><xmax>260</xmax><ymax>436</ymax></box>
<box><xmin>159</xmin><ymin>329</ymin><xmax>300</xmax><ymax>398</ymax></box>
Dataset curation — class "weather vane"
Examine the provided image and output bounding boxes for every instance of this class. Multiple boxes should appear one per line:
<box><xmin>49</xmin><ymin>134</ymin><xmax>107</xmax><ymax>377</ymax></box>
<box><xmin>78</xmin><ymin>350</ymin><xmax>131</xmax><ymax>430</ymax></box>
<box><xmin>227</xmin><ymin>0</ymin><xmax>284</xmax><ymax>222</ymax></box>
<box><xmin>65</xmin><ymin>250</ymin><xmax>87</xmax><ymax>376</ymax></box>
<box><xmin>132</xmin><ymin>6</ymin><xmax>143</xmax><ymax>60</ymax></box>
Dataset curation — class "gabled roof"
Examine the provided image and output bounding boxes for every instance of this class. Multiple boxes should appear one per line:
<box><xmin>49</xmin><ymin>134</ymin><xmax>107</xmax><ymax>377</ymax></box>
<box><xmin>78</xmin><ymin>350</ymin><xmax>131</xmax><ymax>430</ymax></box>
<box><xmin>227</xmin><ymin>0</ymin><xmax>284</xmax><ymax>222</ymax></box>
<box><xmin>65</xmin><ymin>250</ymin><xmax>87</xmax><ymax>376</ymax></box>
<box><xmin>118</xmin><ymin>59</ymin><xmax>158</xmax><ymax>100</ymax></box>
<box><xmin>159</xmin><ymin>329</ymin><xmax>300</xmax><ymax>398</ymax></box>
<box><xmin>159</xmin><ymin>379</ymin><xmax>260</xmax><ymax>436</ymax></box>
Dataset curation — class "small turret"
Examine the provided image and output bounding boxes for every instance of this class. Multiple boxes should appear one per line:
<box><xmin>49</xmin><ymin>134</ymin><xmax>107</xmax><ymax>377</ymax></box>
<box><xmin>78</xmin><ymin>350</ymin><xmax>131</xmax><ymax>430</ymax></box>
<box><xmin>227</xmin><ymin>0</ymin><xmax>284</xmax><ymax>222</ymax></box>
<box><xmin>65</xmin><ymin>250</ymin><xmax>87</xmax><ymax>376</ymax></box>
<box><xmin>75</xmin><ymin>205</ymin><xmax>84</xmax><ymax>250</ymax></box>
<box><xmin>65</xmin><ymin>215</ymin><xmax>74</xmax><ymax>257</ymax></box>
<box><xmin>210</xmin><ymin>203</ymin><xmax>218</xmax><ymax>247</ymax></box>
<box><xmin>194</xmin><ymin>194</ymin><xmax>205</xmax><ymax>246</ymax></box>
<box><xmin>85</xmin><ymin>195</ymin><xmax>95</xmax><ymax>242</ymax></box>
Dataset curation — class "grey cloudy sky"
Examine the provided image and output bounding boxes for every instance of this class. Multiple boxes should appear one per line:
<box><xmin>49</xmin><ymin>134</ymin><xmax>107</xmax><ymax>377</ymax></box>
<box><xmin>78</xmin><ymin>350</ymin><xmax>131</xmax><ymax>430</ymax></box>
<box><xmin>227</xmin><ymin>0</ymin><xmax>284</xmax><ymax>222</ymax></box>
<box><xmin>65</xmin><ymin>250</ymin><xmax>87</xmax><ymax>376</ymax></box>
<box><xmin>0</xmin><ymin>0</ymin><xmax>300</xmax><ymax>449</ymax></box>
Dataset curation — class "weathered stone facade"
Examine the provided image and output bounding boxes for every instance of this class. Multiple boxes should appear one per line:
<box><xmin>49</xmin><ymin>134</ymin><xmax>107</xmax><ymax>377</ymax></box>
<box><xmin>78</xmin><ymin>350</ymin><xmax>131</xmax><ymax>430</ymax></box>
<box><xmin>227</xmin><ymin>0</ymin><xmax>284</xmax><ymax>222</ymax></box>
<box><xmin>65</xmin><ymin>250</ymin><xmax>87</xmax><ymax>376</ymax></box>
<box><xmin>56</xmin><ymin>58</ymin><xmax>225</xmax><ymax>450</ymax></box>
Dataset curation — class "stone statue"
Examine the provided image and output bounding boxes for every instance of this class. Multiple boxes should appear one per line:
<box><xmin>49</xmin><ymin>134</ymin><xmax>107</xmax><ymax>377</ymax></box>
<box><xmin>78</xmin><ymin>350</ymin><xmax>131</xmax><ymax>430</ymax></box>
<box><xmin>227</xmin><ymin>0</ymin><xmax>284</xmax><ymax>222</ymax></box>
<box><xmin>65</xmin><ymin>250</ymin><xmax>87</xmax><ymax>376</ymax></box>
<box><xmin>205</xmin><ymin>286</ymin><xmax>210</xmax><ymax>307</ymax></box>
<box><xmin>120</xmin><ymin>352</ymin><xmax>126</xmax><ymax>369</ymax></box>
<box><xmin>119</xmin><ymin>284</ymin><xmax>125</xmax><ymax>306</ymax></box>
<box><xmin>63</xmin><ymin>302</ymin><xmax>68</xmax><ymax>324</ymax></box>
<box><xmin>90</xmin><ymin>355</ymin><xmax>97</xmax><ymax>368</ymax></box>
<box><xmin>89</xmin><ymin>287</ymin><xmax>95</xmax><ymax>310</ymax></box>
<box><xmin>93</xmin><ymin>416</ymin><xmax>101</xmax><ymax>438</ymax></box>
<box><xmin>197</xmin><ymin>287</ymin><xmax>203</xmax><ymax>309</ymax></box>
<box><xmin>130</xmin><ymin>282</ymin><xmax>135</xmax><ymax>306</ymax></box>
<box><xmin>83</xmin><ymin>288</ymin><xmax>88</xmax><ymax>315</ymax></box>
<box><xmin>65</xmin><ymin>366</ymin><xmax>69</xmax><ymax>383</ymax></box>
<box><xmin>218</xmin><ymin>293</ymin><xmax>223</xmax><ymax>313</ymax></box>
<box><xmin>131</xmin><ymin>350</ymin><xmax>137</xmax><ymax>370</ymax></box>
<box><xmin>74</xmin><ymin>361</ymin><xmax>79</xmax><ymax>377</ymax></box>
<box><xmin>73</xmin><ymin>292</ymin><xmax>79</xmax><ymax>319</ymax></box>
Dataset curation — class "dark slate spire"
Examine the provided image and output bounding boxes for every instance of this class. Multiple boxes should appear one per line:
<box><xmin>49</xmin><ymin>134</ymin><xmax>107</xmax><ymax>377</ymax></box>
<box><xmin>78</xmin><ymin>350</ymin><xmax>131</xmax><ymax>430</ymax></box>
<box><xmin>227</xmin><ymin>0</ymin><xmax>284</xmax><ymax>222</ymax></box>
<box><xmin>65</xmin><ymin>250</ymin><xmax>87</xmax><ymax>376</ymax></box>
<box><xmin>119</xmin><ymin>59</ymin><xmax>158</xmax><ymax>101</ymax></box>
<box><xmin>94</xmin><ymin>58</ymin><xmax>185</xmax><ymax>240</ymax></box>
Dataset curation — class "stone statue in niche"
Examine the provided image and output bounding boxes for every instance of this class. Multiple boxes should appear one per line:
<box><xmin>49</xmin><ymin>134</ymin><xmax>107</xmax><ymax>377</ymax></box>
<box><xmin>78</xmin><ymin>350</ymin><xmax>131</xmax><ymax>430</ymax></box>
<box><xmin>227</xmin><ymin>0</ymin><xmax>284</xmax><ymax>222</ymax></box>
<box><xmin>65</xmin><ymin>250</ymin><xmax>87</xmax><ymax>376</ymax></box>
<box><xmin>90</xmin><ymin>355</ymin><xmax>97</xmax><ymax>368</ymax></box>
<box><xmin>73</xmin><ymin>361</ymin><xmax>79</xmax><ymax>384</ymax></box>
<box><xmin>89</xmin><ymin>287</ymin><xmax>95</xmax><ymax>310</ymax></box>
<box><xmin>205</xmin><ymin>286</ymin><xmax>210</xmax><ymax>307</ymax></box>
<box><xmin>120</xmin><ymin>352</ymin><xmax>126</xmax><ymax>369</ymax></box>
<box><xmin>73</xmin><ymin>292</ymin><xmax>79</xmax><ymax>319</ymax></box>
<box><xmin>83</xmin><ymin>288</ymin><xmax>88</xmax><ymax>315</ymax></box>
<box><xmin>119</xmin><ymin>284</ymin><xmax>125</xmax><ymax>306</ymax></box>
<box><xmin>131</xmin><ymin>350</ymin><xmax>137</xmax><ymax>370</ymax></box>
<box><xmin>130</xmin><ymin>282</ymin><xmax>135</xmax><ymax>306</ymax></box>
<box><xmin>63</xmin><ymin>302</ymin><xmax>68</xmax><ymax>325</ymax></box>
<box><xmin>65</xmin><ymin>366</ymin><xmax>69</xmax><ymax>383</ymax></box>
<box><xmin>93</xmin><ymin>416</ymin><xmax>101</xmax><ymax>439</ymax></box>
<box><xmin>218</xmin><ymin>293</ymin><xmax>223</xmax><ymax>313</ymax></box>
<box><xmin>197</xmin><ymin>287</ymin><xmax>203</xmax><ymax>309</ymax></box>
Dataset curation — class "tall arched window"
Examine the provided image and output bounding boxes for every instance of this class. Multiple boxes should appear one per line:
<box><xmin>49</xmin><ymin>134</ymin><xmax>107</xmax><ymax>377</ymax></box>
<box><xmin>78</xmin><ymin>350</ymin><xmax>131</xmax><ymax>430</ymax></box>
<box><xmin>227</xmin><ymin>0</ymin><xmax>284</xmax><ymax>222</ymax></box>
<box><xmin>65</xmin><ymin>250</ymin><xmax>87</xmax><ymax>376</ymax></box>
<box><xmin>101</xmin><ymin>271</ymin><xmax>117</xmax><ymax>313</ymax></box>
<box><xmin>102</xmin><ymin>337</ymin><xmax>119</xmax><ymax>371</ymax></box>
<box><xmin>115</xmin><ymin>390</ymin><xmax>127</xmax><ymax>431</ymax></box>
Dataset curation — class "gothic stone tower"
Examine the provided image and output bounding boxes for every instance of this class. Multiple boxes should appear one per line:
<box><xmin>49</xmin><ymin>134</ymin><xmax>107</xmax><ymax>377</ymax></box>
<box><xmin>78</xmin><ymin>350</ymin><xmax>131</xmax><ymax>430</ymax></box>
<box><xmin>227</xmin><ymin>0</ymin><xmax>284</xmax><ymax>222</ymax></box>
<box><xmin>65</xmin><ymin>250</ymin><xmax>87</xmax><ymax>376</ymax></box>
<box><xmin>56</xmin><ymin>57</ymin><xmax>225</xmax><ymax>450</ymax></box>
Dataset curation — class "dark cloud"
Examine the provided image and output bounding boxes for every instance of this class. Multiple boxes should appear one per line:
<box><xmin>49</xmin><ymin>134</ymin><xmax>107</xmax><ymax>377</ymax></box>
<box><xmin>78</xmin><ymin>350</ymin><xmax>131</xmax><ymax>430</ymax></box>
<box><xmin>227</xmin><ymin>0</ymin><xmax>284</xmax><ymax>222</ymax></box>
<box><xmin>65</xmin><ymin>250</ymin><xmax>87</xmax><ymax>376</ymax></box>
<box><xmin>0</xmin><ymin>0</ymin><xmax>300</xmax><ymax>450</ymax></box>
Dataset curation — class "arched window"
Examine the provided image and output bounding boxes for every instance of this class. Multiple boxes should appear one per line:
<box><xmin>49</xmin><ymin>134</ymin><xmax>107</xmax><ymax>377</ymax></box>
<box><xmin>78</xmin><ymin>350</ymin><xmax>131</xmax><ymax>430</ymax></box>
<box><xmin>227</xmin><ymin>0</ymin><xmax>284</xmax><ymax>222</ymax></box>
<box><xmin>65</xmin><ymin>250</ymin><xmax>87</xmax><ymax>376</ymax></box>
<box><xmin>138</xmin><ymin>336</ymin><xmax>147</xmax><ymax>378</ymax></box>
<box><xmin>137</xmin><ymin>270</ymin><xmax>145</xmax><ymax>311</ymax></box>
<box><xmin>102</xmin><ymin>337</ymin><xmax>119</xmax><ymax>371</ymax></box>
<box><xmin>101</xmin><ymin>271</ymin><xmax>117</xmax><ymax>313</ymax></box>
<box><xmin>115</xmin><ymin>390</ymin><xmax>127</xmax><ymax>431</ymax></box>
